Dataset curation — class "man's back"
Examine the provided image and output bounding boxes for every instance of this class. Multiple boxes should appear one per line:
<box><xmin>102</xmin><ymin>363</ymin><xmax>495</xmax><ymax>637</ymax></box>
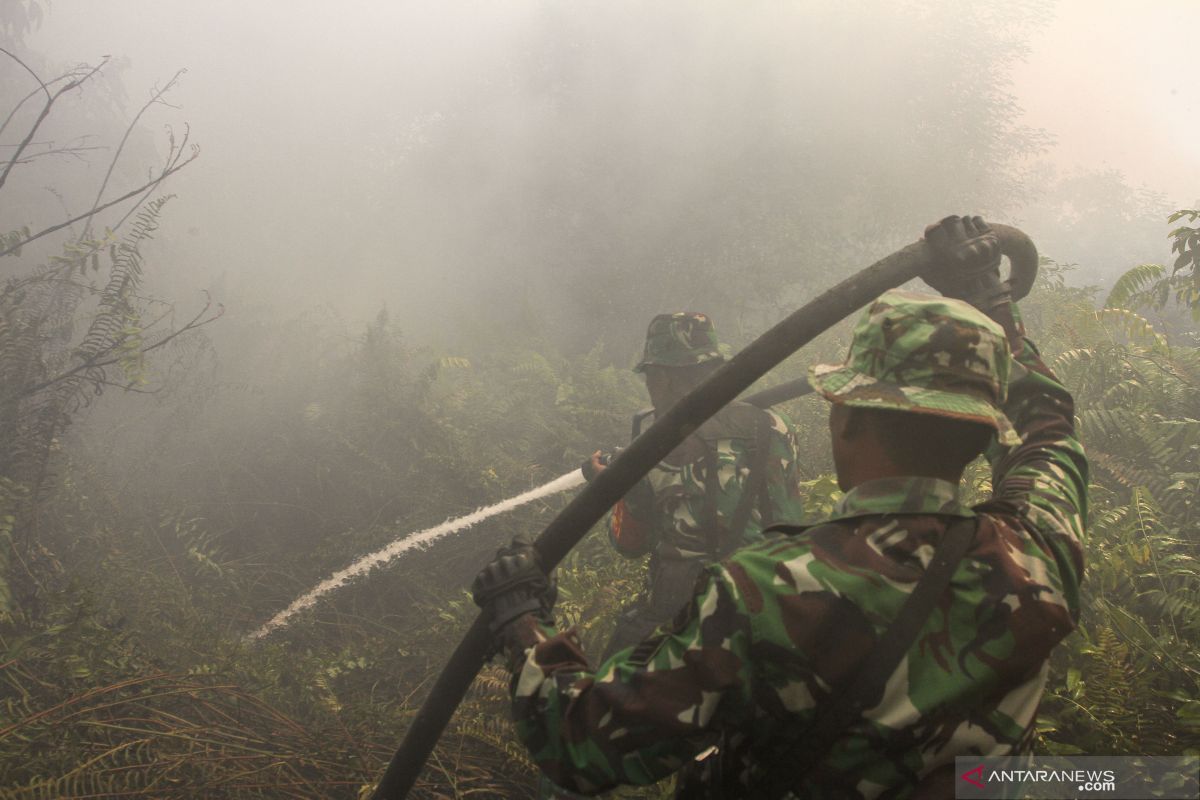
<box><xmin>699</xmin><ymin>471</ymin><xmax>1082</xmax><ymax>794</ymax></box>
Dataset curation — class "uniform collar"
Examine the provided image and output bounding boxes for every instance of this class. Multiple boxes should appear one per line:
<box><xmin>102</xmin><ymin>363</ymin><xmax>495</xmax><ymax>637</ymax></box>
<box><xmin>827</xmin><ymin>476</ymin><xmax>975</xmax><ymax>522</ymax></box>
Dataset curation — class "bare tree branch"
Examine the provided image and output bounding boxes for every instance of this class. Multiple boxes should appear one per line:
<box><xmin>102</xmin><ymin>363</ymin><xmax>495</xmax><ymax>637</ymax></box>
<box><xmin>0</xmin><ymin>57</ymin><xmax>109</xmax><ymax>192</ymax></box>
<box><xmin>79</xmin><ymin>69</ymin><xmax>186</xmax><ymax>241</ymax></box>
<box><xmin>15</xmin><ymin>292</ymin><xmax>224</xmax><ymax>399</ymax></box>
<box><xmin>0</xmin><ymin>69</ymin><xmax>83</xmax><ymax>141</ymax></box>
<box><xmin>86</xmin><ymin>377</ymin><xmax>164</xmax><ymax>395</ymax></box>
<box><xmin>109</xmin><ymin>123</ymin><xmax>192</xmax><ymax>234</ymax></box>
<box><xmin>0</xmin><ymin>70</ymin><xmax>87</xmax><ymax>142</ymax></box>
<box><xmin>1</xmin><ymin>140</ymin><xmax>106</xmax><ymax>165</ymax></box>
<box><xmin>0</xmin><ymin>146</ymin><xmax>198</xmax><ymax>258</ymax></box>
<box><xmin>0</xmin><ymin>46</ymin><xmax>50</xmax><ymax>102</ymax></box>
<box><xmin>0</xmin><ymin>85</ymin><xmax>45</xmax><ymax>141</ymax></box>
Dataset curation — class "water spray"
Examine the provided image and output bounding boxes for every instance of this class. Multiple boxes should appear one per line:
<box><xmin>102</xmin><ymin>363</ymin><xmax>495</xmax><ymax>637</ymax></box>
<box><xmin>248</xmin><ymin>376</ymin><xmax>822</xmax><ymax>641</ymax></box>
<box><xmin>247</xmin><ymin>469</ymin><xmax>586</xmax><ymax>640</ymax></box>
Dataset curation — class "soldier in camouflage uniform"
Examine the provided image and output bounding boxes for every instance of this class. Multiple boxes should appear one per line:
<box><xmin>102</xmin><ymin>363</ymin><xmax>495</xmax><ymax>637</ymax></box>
<box><xmin>585</xmin><ymin>312</ymin><xmax>805</xmax><ymax>658</ymax></box>
<box><xmin>473</xmin><ymin>216</ymin><xmax>1086</xmax><ymax>797</ymax></box>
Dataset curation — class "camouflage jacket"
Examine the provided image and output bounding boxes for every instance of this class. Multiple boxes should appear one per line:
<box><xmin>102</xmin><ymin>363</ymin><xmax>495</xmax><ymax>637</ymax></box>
<box><xmin>608</xmin><ymin>402</ymin><xmax>805</xmax><ymax>563</ymax></box>
<box><xmin>502</xmin><ymin>334</ymin><xmax>1086</xmax><ymax>797</ymax></box>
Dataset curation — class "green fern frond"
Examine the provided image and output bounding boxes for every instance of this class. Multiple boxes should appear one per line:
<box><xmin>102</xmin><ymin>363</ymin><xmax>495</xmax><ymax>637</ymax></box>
<box><xmin>1106</xmin><ymin>263</ymin><xmax>1166</xmax><ymax>310</ymax></box>
<box><xmin>1094</xmin><ymin>307</ymin><xmax>1169</xmax><ymax>353</ymax></box>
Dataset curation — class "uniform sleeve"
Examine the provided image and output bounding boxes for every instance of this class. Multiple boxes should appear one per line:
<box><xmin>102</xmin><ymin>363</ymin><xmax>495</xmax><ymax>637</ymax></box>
<box><xmin>502</xmin><ymin>567</ymin><xmax>756</xmax><ymax>794</ymax></box>
<box><xmin>984</xmin><ymin>304</ymin><xmax>1088</xmax><ymax>618</ymax></box>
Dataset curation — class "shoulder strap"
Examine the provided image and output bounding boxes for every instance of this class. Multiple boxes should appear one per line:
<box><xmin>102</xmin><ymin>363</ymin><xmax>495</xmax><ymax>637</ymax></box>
<box><xmin>753</xmin><ymin>412</ymin><xmax>775</xmax><ymax>527</ymax></box>
<box><xmin>763</xmin><ymin>515</ymin><xmax>978</xmax><ymax>796</ymax></box>
<box><xmin>723</xmin><ymin>412</ymin><xmax>774</xmax><ymax>555</ymax></box>
<box><xmin>705</xmin><ymin>411</ymin><xmax>775</xmax><ymax>560</ymax></box>
<box><xmin>703</xmin><ymin>446</ymin><xmax>721</xmax><ymax>559</ymax></box>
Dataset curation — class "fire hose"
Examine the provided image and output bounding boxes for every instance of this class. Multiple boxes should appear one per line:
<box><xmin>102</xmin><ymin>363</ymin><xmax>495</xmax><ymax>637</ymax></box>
<box><xmin>369</xmin><ymin>223</ymin><xmax>1038</xmax><ymax>799</ymax></box>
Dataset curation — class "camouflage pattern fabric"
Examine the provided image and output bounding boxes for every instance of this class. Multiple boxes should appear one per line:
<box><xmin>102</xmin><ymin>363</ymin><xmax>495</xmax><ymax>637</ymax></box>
<box><xmin>809</xmin><ymin>289</ymin><xmax>1020</xmax><ymax>446</ymax></box>
<box><xmin>498</xmin><ymin>300</ymin><xmax>1086</xmax><ymax>798</ymax></box>
<box><xmin>634</xmin><ymin>311</ymin><xmax>730</xmax><ymax>372</ymax></box>
<box><xmin>609</xmin><ymin>402</ymin><xmax>805</xmax><ymax>565</ymax></box>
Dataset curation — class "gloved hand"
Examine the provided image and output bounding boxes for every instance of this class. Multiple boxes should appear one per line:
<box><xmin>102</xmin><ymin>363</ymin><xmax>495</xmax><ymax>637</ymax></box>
<box><xmin>471</xmin><ymin>533</ymin><xmax>557</xmax><ymax>639</ymax></box>
<box><xmin>581</xmin><ymin>449</ymin><xmax>620</xmax><ymax>482</ymax></box>
<box><xmin>922</xmin><ymin>215</ymin><xmax>1009</xmax><ymax>313</ymax></box>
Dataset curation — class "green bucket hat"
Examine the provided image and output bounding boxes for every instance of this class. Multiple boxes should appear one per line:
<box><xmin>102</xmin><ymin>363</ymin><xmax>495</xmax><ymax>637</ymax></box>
<box><xmin>809</xmin><ymin>289</ymin><xmax>1020</xmax><ymax>446</ymax></box>
<box><xmin>634</xmin><ymin>312</ymin><xmax>730</xmax><ymax>373</ymax></box>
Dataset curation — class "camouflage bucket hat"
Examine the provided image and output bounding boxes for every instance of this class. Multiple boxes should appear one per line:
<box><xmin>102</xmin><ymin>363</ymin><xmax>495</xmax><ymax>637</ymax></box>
<box><xmin>634</xmin><ymin>312</ymin><xmax>730</xmax><ymax>373</ymax></box>
<box><xmin>808</xmin><ymin>289</ymin><xmax>1020</xmax><ymax>446</ymax></box>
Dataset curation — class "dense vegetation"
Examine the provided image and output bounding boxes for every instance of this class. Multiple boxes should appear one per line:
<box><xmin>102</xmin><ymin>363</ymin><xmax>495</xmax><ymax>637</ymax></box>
<box><xmin>2</xmin><ymin>5</ymin><xmax>1198</xmax><ymax>796</ymax></box>
<box><xmin>1</xmin><ymin>205</ymin><xmax>1197</xmax><ymax>796</ymax></box>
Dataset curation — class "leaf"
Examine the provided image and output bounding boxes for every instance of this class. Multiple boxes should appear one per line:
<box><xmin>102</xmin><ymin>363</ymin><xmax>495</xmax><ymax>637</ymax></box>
<box><xmin>1175</xmin><ymin>250</ymin><xmax>1195</xmax><ymax>273</ymax></box>
<box><xmin>1042</xmin><ymin>739</ymin><xmax>1087</xmax><ymax>755</ymax></box>
<box><xmin>1105</xmin><ymin>263</ymin><xmax>1163</xmax><ymax>309</ymax></box>
<box><xmin>1178</xmin><ymin>701</ymin><xmax>1200</xmax><ymax>730</ymax></box>
<box><xmin>1066</xmin><ymin>667</ymin><xmax>1083</xmax><ymax>695</ymax></box>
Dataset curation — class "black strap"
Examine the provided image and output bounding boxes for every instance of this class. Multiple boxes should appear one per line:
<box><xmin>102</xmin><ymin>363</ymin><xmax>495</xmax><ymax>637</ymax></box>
<box><xmin>704</xmin><ymin>412</ymin><xmax>775</xmax><ymax>561</ymax></box>
<box><xmin>763</xmin><ymin>515</ymin><xmax>978</xmax><ymax>796</ymax></box>
<box><xmin>754</xmin><ymin>414</ymin><xmax>774</xmax><ymax>528</ymax></box>
<box><xmin>724</xmin><ymin>413</ymin><xmax>774</xmax><ymax>556</ymax></box>
<box><xmin>703</xmin><ymin>446</ymin><xmax>721</xmax><ymax>559</ymax></box>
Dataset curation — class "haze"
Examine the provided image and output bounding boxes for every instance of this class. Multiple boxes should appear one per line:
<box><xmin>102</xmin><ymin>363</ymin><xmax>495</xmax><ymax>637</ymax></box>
<box><xmin>17</xmin><ymin>0</ymin><xmax>1197</xmax><ymax>355</ymax></box>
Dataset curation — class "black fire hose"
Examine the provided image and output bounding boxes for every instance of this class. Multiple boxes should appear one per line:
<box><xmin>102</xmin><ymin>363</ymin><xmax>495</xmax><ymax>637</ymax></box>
<box><xmin>632</xmin><ymin>376</ymin><xmax>817</xmax><ymax>439</ymax></box>
<box><xmin>369</xmin><ymin>224</ymin><xmax>1037</xmax><ymax>799</ymax></box>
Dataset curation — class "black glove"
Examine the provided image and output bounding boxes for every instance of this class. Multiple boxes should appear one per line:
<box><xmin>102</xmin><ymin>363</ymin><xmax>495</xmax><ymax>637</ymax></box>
<box><xmin>922</xmin><ymin>215</ymin><xmax>1009</xmax><ymax>312</ymax></box>
<box><xmin>471</xmin><ymin>534</ymin><xmax>557</xmax><ymax>638</ymax></box>
<box><xmin>581</xmin><ymin>449</ymin><xmax>620</xmax><ymax>482</ymax></box>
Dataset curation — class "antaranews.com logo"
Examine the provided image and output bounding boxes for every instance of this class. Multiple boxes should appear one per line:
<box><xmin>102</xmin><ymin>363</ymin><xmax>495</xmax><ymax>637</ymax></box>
<box><xmin>954</xmin><ymin>756</ymin><xmax>1198</xmax><ymax>799</ymax></box>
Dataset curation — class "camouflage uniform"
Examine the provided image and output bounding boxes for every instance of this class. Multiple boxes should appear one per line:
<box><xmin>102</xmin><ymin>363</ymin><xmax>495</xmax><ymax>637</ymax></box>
<box><xmin>501</xmin><ymin>291</ymin><xmax>1086</xmax><ymax>797</ymax></box>
<box><xmin>606</xmin><ymin>313</ymin><xmax>805</xmax><ymax>655</ymax></box>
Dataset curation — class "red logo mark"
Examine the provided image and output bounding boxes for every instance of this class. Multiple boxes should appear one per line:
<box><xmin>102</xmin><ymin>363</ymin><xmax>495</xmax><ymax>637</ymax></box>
<box><xmin>961</xmin><ymin>765</ymin><xmax>986</xmax><ymax>789</ymax></box>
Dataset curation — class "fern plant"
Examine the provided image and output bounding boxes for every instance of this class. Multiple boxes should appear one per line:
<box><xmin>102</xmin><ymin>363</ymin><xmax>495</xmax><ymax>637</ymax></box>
<box><xmin>1027</xmin><ymin>251</ymin><xmax>1200</xmax><ymax>755</ymax></box>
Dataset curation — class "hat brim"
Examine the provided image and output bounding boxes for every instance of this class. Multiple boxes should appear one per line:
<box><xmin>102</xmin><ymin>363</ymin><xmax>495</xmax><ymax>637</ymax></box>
<box><xmin>633</xmin><ymin>346</ymin><xmax>730</xmax><ymax>374</ymax></box>
<box><xmin>809</xmin><ymin>363</ymin><xmax>1020</xmax><ymax>447</ymax></box>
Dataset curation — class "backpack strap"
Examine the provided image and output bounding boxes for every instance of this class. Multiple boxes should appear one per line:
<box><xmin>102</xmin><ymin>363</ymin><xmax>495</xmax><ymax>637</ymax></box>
<box><xmin>722</xmin><ymin>412</ymin><xmax>774</xmax><ymax>556</ymax></box>
<box><xmin>763</xmin><ymin>515</ymin><xmax>978</xmax><ymax>796</ymax></box>
<box><xmin>704</xmin><ymin>411</ymin><xmax>775</xmax><ymax>560</ymax></box>
<box><xmin>702</xmin><ymin>445</ymin><xmax>722</xmax><ymax>559</ymax></box>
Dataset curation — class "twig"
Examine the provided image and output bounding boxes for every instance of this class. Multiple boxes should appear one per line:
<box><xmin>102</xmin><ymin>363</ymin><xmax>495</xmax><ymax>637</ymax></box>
<box><xmin>0</xmin><ymin>85</ymin><xmax>52</xmax><ymax>141</ymax></box>
<box><xmin>109</xmin><ymin>124</ymin><xmax>191</xmax><ymax>235</ymax></box>
<box><xmin>0</xmin><ymin>672</ymin><xmax>171</xmax><ymax>738</ymax></box>
<box><xmin>16</xmin><ymin>291</ymin><xmax>222</xmax><ymax>399</ymax></box>
<box><xmin>88</xmin><ymin>377</ymin><xmax>164</xmax><ymax>395</ymax></box>
<box><xmin>0</xmin><ymin>57</ymin><xmax>108</xmax><ymax>192</ymax></box>
<box><xmin>0</xmin><ymin>147</ymin><xmax>198</xmax><ymax>258</ymax></box>
<box><xmin>0</xmin><ymin>46</ymin><xmax>50</xmax><ymax>103</ymax></box>
<box><xmin>80</xmin><ymin>69</ymin><xmax>186</xmax><ymax>242</ymax></box>
<box><xmin>4</xmin><ymin>142</ymin><xmax>106</xmax><ymax>165</ymax></box>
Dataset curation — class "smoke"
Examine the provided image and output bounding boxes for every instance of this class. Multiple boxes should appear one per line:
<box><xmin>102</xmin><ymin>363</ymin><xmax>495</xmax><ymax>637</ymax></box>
<box><xmin>15</xmin><ymin>1</ymin><xmax>1196</xmax><ymax>346</ymax></box>
<box><xmin>9</xmin><ymin>3</ymin><xmax>1036</xmax><ymax>346</ymax></box>
<box><xmin>7</xmin><ymin>0</ymin><xmax>1197</xmax><ymax>636</ymax></box>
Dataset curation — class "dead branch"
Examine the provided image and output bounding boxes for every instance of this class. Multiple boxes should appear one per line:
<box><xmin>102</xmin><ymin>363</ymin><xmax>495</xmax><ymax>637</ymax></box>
<box><xmin>0</xmin><ymin>45</ymin><xmax>50</xmax><ymax>103</ymax></box>
<box><xmin>80</xmin><ymin>69</ymin><xmax>187</xmax><ymax>241</ymax></box>
<box><xmin>16</xmin><ymin>291</ymin><xmax>224</xmax><ymax>400</ymax></box>
<box><xmin>0</xmin><ymin>146</ymin><xmax>198</xmax><ymax>258</ymax></box>
<box><xmin>108</xmin><ymin>123</ymin><xmax>193</xmax><ymax>234</ymax></box>
<box><xmin>1</xmin><ymin>139</ymin><xmax>106</xmax><ymax>165</ymax></box>
<box><xmin>0</xmin><ymin>54</ymin><xmax>109</xmax><ymax>192</ymax></box>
